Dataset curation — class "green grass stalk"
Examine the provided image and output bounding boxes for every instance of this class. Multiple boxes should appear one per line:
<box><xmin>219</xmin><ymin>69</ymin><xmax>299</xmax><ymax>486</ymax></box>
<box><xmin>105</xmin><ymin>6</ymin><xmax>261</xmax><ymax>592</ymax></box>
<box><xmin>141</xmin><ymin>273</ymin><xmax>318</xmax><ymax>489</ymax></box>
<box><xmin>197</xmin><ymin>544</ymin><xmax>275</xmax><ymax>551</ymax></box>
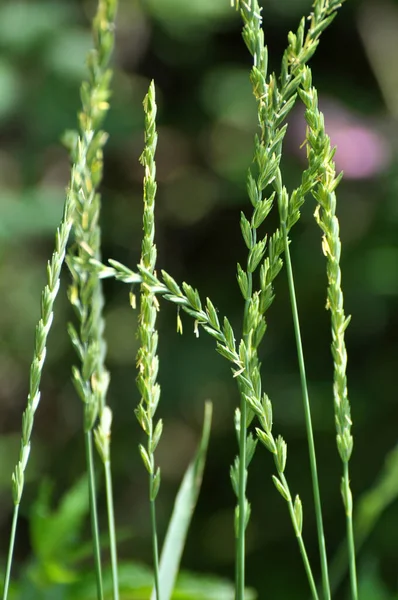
<box><xmin>3</xmin><ymin>198</ymin><xmax>74</xmax><ymax>600</ymax></box>
<box><xmin>65</xmin><ymin>1</ymin><xmax>119</xmax><ymax>597</ymax></box>
<box><xmin>105</xmin><ymin>461</ymin><xmax>119</xmax><ymax>600</ymax></box>
<box><xmin>281</xmin><ymin>218</ymin><xmax>331</xmax><ymax>600</ymax></box>
<box><xmin>344</xmin><ymin>463</ymin><xmax>358</xmax><ymax>600</ymax></box>
<box><xmin>150</xmin><ymin>495</ymin><xmax>161</xmax><ymax>599</ymax></box>
<box><xmin>2</xmin><ymin>503</ymin><xmax>19</xmax><ymax>600</ymax></box>
<box><xmin>233</xmin><ymin>1</ymin><xmax>348</xmax><ymax>595</ymax></box>
<box><xmin>235</xmin><ymin>222</ymin><xmax>254</xmax><ymax>599</ymax></box>
<box><xmin>86</xmin><ymin>430</ymin><xmax>104</xmax><ymax>600</ymax></box>
<box><xmin>95</xmin><ymin>407</ymin><xmax>119</xmax><ymax>600</ymax></box>
<box><xmin>281</xmin><ymin>472</ymin><xmax>319</xmax><ymax>600</ymax></box>
<box><xmin>236</xmin><ymin>392</ymin><xmax>248</xmax><ymax>600</ymax></box>
<box><xmin>298</xmin><ymin>64</ymin><xmax>357</xmax><ymax>600</ymax></box>
<box><xmin>135</xmin><ymin>81</ymin><xmax>162</xmax><ymax>600</ymax></box>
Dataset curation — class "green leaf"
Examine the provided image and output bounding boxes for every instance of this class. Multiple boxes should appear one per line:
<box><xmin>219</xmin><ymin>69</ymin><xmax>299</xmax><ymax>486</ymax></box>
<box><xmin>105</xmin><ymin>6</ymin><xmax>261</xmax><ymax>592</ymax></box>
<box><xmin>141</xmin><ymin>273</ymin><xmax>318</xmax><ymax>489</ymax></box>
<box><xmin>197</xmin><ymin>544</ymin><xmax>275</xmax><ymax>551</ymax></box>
<box><xmin>174</xmin><ymin>570</ymin><xmax>257</xmax><ymax>599</ymax></box>
<box><xmin>70</xmin><ymin>561</ymin><xmax>258</xmax><ymax>600</ymax></box>
<box><xmin>0</xmin><ymin>187</ymin><xmax>65</xmax><ymax>242</ymax></box>
<box><xmin>30</xmin><ymin>476</ymin><xmax>89</xmax><ymax>562</ymax></box>
<box><xmin>151</xmin><ymin>402</ymin><xmax>213</xmax><ymax>600</ymax></box>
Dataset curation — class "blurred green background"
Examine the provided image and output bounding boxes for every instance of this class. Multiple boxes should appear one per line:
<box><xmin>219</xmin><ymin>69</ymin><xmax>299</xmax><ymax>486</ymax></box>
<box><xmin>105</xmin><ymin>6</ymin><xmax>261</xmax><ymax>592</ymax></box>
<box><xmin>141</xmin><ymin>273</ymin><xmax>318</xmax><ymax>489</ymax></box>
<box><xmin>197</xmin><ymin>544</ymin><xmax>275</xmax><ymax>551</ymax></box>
<box><xmin>1</xmin><ymin>0</ymin><xmax>398</xmax><ymax>598</ymax></box>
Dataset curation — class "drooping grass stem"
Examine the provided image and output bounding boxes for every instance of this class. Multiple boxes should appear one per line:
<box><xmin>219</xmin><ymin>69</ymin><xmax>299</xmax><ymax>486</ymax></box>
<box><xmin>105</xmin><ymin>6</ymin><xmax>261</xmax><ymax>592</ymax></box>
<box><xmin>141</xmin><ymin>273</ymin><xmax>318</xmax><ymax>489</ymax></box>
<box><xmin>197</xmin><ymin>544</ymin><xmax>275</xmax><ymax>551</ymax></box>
<box><xmin>281</xmin><ymin>472</ymin><xmax>319</xmax><ymax>600</ymax></box>
<box><xmin>3</xmin><ymin>199</ymin><xmax>74</xmax><ymax>600</ymax></box>
<box><xmin>281</xmin><ymin>220</ymin><xmax>331</xmax><ymax>600</ymax></box>
<box><xmin>96</xmin><ymin>259</ymin><xmax>320</xmax><ymax>599</ymax></box>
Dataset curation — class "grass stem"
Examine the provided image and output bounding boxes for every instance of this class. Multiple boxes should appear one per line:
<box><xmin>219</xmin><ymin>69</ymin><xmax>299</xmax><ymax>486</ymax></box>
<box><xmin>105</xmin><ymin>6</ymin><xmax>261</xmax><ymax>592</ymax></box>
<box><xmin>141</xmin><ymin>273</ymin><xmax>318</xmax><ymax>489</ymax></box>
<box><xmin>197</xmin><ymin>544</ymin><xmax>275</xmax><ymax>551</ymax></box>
<box><xmin>344</xmin><ymin>462</ymin><xmax>358</xmax><ymax>600</ymax></box>
<box><xmin>281</xmin><ymin>221</ymin><xmax>331</xmax><ymax>600</ymax></box>
<box><xmin>2</xmin><ymin>504</ymin><xmax>19</xmax><ymax>600</ymax></box>
<box><xmin>105</xmin><ymin>459</ymin><xmax>119</xmax><ymax>600</ymax></box>
<box><xmin>85</xmin><ymin>430</ymin><xmax>104</xmax><ymax>600</ymax></box>
<box><xmin>150</xmin><ymin>496</ymin><xmax>161</xmax><ymax>599</ymax></box>
<box><xmin>237</xmin><ymin>394</ymin><xmax>247</xmax><ymax>600</ymax></box>
<box><xmin>236</xmin><ymin>263</ymin><xmax>254</xmax><ymax>599</ymax></box>
<box><xmin>280</xmin><ymin>473</ymin><xmax>319</xmax><ymax>600</ymax></box>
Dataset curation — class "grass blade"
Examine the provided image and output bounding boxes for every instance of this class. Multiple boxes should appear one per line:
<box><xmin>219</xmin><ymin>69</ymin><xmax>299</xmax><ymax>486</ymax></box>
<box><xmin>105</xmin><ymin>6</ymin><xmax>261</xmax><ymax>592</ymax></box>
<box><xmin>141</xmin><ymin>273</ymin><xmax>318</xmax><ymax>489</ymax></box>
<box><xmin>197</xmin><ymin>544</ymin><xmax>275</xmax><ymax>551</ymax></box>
<box><xmin>151</xmin><ymin>401</ymin><xmax>213</xmax><ymax>600</ymax></box>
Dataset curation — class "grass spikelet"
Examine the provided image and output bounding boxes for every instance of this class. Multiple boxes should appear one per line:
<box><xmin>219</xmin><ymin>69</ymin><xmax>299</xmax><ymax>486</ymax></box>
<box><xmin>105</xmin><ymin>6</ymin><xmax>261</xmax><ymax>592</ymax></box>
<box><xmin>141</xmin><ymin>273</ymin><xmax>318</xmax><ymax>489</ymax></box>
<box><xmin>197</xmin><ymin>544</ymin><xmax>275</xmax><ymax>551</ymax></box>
<box><xmin>65</xmin><ymin>1</ymin><xmax>119</xmax><ymax>598</ymax></box>
<box><xmin>135</xmin><ymin>81</ymin><xmax>162</xmax><ymax>600</ymax></box>
<box><xmin>299</xmin><ymin>63</ymin><xmax>358</xmax><ymax>600</ymax></box>
<box><xmin>3</xmin><ymin>200</ymin><xmax>75</xmax><ymax>600</ymax></box>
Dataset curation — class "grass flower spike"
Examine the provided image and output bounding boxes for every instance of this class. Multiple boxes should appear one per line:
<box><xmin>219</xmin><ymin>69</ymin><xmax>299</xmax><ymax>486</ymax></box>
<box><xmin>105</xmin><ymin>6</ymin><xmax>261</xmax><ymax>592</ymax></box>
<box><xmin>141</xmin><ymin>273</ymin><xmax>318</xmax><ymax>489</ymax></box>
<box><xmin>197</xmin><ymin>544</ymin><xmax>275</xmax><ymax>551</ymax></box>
<box><xmin>298</xmin><ymin>64</ymin><xmax>357</xmax><ymax>599</ymax></box>
<box><xmin>3</xmin><ymin>200</ymin><xmax>74</xmax><ymax>600</ymax></box>
<box><xmin>135</xmin><ymin>81</ymin><xmax>162</xmax><ymax>600</ymax></box>
<box><xmin>65</xmin><ymin>1</ymin><xmax>119</xmax><ymax>598</ymax></box>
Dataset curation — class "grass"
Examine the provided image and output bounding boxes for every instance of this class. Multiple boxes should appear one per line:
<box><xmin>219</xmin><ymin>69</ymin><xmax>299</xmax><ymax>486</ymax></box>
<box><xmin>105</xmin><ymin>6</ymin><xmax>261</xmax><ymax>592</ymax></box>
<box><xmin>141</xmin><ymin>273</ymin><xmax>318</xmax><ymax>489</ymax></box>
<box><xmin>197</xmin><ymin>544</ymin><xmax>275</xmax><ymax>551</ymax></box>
<box><xmin>2</xmin><ymin>0</ymin><xmax>395</xmax><ymax>599</ymax></box>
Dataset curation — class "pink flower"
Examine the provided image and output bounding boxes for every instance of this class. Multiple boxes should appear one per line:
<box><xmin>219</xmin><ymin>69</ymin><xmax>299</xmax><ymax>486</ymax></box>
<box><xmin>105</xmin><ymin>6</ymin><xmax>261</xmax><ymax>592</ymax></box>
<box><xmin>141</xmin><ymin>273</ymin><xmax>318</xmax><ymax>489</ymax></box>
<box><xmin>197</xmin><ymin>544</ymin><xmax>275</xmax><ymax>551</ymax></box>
<box><xmin>289</xmin><ymin>97</ymin><xmax>391</xmax><ymax>179</ymax></box>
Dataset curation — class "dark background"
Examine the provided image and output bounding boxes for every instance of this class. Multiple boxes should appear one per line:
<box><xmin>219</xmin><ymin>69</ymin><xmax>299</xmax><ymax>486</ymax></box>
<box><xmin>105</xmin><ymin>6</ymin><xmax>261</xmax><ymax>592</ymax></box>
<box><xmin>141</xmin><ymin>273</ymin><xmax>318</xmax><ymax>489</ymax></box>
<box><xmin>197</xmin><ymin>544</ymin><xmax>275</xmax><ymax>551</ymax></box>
<box><xmin>1</xmin><ymin>0</ymin><xmax>398</xmax><ymax>598</ymax></box>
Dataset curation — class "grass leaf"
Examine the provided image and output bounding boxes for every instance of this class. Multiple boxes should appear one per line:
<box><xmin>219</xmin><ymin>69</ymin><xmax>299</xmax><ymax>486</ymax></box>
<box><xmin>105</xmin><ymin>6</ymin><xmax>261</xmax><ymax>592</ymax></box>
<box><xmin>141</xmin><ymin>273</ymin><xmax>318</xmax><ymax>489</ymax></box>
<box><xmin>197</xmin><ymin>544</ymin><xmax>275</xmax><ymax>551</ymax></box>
<box><xmin>151</xmin><ymin>401</ymin><xmax>213</xmax><ymax>600</ymax></box>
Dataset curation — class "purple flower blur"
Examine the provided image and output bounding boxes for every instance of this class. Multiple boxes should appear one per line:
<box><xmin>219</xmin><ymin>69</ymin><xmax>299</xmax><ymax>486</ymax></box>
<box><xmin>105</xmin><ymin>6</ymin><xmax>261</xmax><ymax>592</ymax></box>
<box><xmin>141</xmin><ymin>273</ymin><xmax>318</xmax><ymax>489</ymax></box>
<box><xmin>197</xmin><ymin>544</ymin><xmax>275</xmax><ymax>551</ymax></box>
<box><xmin>289</xmin><ymin>97</ymin><xmax>391</xmax><ymax>179</ymax></box>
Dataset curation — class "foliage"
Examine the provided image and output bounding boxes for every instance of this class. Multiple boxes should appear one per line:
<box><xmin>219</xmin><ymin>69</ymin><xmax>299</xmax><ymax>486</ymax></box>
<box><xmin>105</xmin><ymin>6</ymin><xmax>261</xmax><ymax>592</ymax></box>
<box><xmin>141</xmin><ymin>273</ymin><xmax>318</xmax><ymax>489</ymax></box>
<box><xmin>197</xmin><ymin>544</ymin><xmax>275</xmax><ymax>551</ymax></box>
<box><xmin>1</xmin><ymin>0</ymin><xmax>398</xmax><ymax>600</ymax></box>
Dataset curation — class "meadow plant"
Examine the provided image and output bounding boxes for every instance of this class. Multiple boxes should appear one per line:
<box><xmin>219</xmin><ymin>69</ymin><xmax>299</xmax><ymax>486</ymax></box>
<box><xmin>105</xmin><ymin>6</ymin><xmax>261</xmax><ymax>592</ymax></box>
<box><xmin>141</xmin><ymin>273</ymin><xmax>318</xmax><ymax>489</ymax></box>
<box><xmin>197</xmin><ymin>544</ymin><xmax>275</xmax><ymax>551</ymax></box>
<box><xmin>135</xmin><ymin>80</ymin><xmax>162</xmax><ymax>599</ymax></box>
<box><xmin>3</xmin><ymin>0</ymin><xmax>393</xmax><ymax>599</ymax></box>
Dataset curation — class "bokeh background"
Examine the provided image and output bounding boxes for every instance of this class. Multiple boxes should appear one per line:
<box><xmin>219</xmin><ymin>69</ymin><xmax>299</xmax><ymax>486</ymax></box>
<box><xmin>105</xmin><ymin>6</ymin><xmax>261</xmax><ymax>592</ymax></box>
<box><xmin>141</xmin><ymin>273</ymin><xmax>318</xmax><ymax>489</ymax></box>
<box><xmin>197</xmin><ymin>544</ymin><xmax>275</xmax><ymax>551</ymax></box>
<box><xmin>1</xmin><ymin>0</ymin><xmax>398</xmax><ymax>598</ymax></box>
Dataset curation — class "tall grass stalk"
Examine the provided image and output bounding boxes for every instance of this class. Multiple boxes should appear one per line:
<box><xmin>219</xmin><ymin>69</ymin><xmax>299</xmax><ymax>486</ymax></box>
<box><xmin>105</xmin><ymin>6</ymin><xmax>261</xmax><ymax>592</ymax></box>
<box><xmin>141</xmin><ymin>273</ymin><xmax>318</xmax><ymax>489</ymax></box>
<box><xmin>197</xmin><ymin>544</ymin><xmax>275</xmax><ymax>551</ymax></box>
<box><xmin>234</xmin><ymin>1</ymin><xmax>348</xmax><ymax>597</ymax></box>
<box><xmin>135</xmin><ymin>81</ymin><xmax>162</xmax><ymax>600</ymax></box>
<box><xmin>2</xmin><ymin>201</ymin><xmax>74</xmax><ymax>600</ymax></box>
<box><xmin>65</xmin><ymin>1</ymin><xmax>119</xmax><ymax>598</ymax></box>
<box><xmin>298</xmin><ymin>65</ymin><xmax>358</xmax><ymax>599</ymax></box>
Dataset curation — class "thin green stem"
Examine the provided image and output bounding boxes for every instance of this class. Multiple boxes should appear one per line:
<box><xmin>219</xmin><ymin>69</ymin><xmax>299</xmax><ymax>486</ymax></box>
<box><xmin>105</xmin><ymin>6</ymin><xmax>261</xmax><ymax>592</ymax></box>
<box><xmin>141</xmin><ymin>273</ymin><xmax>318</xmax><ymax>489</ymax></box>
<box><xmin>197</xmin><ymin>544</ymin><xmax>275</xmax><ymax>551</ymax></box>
<box><xmin>344</xmin><ymin>462</ymin><xmax>358</xmax><ymax>600</ymax></box>
<box><xmin>294</xmin><ymin>526</ymin><xmax>320</xmax><ymax>600</ymax></box>
<box><xmin>281</xmin><ymin>222</ymin><xmax>331</xmax><ymax>600</ymax></box>
<box><xmin>85</xmin><ymin>430</ymin><xmax>104</xmax><ymax>600</ymax></box>
<box><xmin>2</xmin><ymin>504</ymin><xmax>19</xmax><ymax>600</ymax></box>
<box><xmin>237</xmin><ymin>395</ymin><xmax>247</xmax><ymax>600</ymax></box>
<box><xmin>105</xmin><ymin>459</ymin><xmax>119</xmax><ymax>600</ymax></box>
<box><xmin>150</xmin><ymin>494</ymin><xmax>161</xmax><ymax>599</ymax></box>
<box><xmin>281</xmin><ymin>474</ymin><xmax>319</xmax><ymax>600</ymax></box>
<box><xmin>236</xmin><ymin>265</ymin><xmax>254</xmax><ymax>599</ymax></box>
